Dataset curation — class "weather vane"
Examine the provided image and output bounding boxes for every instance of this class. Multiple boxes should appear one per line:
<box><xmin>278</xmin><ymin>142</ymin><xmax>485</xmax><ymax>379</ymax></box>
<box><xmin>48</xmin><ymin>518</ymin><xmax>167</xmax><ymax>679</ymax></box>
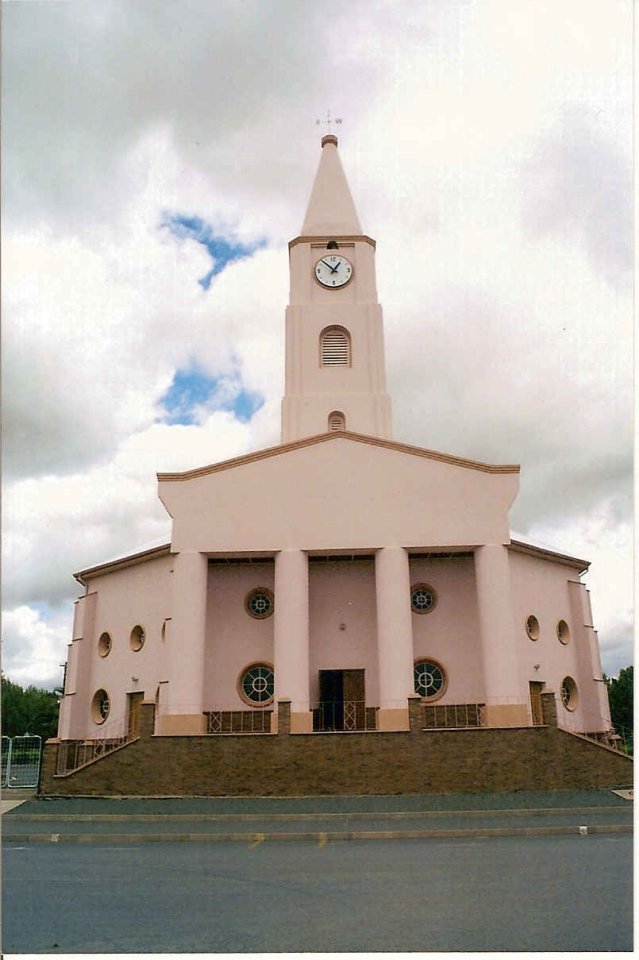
<box><xmin>315</xmin><ymin>110</ymin><xmax>343</xmax><ymax>135</ymax></box>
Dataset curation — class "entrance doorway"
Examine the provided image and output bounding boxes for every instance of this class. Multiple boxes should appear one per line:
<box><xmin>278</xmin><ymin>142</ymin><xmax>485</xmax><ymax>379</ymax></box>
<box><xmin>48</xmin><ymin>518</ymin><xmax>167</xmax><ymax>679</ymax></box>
<box><xmin>529</xmin><ymin>681</ymin><xmax>544</xmax><ymax>726</ymax></box>
<box><xmin>127</xmin><ymin>692</ymin><xmax>144</xmax><ymax>738</ymax></box>
<box><xmin>316</xmin><ymin>669</ymin><xmax>366</xmax><ymax>731</ymax></box>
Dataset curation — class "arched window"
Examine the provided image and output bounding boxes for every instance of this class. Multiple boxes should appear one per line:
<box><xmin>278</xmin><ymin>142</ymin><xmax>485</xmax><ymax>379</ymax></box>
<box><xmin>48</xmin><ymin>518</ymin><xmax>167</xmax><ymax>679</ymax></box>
<box><xmin>328</xmin><ymin>411</ymin><xmax>346</xmax><ymax>431</ymax></box>
<box><xmin>320</xmin><ymin>326</ymin><xmax>351</xmax><ymax>366</ymax></box>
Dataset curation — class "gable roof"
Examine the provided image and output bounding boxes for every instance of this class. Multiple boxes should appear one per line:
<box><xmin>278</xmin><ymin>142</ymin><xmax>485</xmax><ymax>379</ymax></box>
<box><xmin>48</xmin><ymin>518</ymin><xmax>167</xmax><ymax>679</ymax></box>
<box><xmin>74</xmin><ymin>539</ymin><xmax>171</xmax><ymax>583</ymax></box>
<box><xmin>156</xmin><ymin>430</ymin><xmax>520</xmax><ymax>482</ymax></box>
<box><xmin>509</xmin><ymin>535</ymin><xmax>589</xmax><ymax>572</ymax></box>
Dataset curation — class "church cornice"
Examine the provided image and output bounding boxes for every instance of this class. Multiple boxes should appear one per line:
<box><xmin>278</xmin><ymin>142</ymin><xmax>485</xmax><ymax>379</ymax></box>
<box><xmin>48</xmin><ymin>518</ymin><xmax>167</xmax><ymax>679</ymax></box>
<box><xmin>288</xmin><ymin>234</ymin><xmax>376</xmax><ymax>250</ymax></box>
<box><xmin>157</xmin><ymin>430</ymin><xmax>521</xmax><ymax>482</ymax></box>
<box><xmin>508</xmin><ymin>539</ymin><xmax>589</xmax><ymax>573</ymax></box>
<box><xmin>74</xmin><ymin>542</ymin><xmax>172</xmax><ymax>583</ymax></box>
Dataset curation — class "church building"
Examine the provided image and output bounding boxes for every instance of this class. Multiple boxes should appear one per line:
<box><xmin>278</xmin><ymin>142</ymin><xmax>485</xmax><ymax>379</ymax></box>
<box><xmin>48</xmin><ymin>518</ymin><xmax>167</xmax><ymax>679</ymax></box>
<box><xmin>43</xmin><ymin>136</ymin><xmax>629</xmax><ymax>797</ymax></box>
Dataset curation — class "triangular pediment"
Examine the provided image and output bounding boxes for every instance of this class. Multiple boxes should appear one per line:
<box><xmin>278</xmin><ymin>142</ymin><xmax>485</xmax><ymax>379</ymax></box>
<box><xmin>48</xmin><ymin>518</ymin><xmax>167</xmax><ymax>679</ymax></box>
<box><xmin>156</xmin><ymin>430</ymin><xmax>520</xmax><ymax>482</ymax></box>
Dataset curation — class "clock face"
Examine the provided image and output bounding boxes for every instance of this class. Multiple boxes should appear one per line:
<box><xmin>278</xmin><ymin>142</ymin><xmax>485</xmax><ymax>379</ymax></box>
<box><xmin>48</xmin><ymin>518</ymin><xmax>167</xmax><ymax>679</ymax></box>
<box><xmin>315</xmin><ymin>254</ymin><xmax>353</xmax><ymax>288</ymax></box>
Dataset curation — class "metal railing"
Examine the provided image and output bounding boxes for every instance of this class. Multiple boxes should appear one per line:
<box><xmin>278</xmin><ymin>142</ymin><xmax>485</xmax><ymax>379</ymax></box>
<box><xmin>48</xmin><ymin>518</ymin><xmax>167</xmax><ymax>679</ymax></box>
<box><xmin>312</xmin><ymin>700</ymin><xmax>377</xmax><ymax>732</ymax></box>
<box><xmin>55</xmin><ymin>717</ymin><xmax>136</xmax><ymax>776</ymax></box>
<box><xmin>2</xmin><ymin>735</ymin><xmax>42</xmax><ymax>788</ymax></box>
<box><xmin>422</xmin><ymin>703</ymin><xmax>484</xmax><ymax>729</ymax></box>
<box><xmin>558</xmin><ymin>715</ymin><xmax>633</xmax><ymax>756</ymax></box>
<box><xmin>204</xmin><ymin>710</ymin><xmax>273</xmax><ymax>734</ymax></box>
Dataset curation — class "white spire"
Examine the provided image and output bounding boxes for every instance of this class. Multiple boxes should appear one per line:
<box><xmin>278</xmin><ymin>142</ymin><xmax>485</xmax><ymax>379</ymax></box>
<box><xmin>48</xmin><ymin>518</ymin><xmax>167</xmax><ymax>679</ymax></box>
<box><xmin>300</xmin><ymin>136</ymin><xmax>362</xmax><ymax>236</ymax></box>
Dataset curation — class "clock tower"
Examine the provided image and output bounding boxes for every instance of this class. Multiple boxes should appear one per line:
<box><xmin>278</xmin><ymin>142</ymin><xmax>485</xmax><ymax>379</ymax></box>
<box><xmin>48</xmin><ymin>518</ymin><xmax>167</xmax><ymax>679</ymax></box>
<box><xmin>281</xmin><ymin>135</ymin><xmax>393</xmax><ymax>442</ymax></box>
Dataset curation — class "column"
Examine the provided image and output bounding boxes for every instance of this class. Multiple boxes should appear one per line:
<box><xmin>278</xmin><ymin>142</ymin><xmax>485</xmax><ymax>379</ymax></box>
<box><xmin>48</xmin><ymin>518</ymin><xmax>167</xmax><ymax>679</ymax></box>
<box><xmin>568</xmin><ymin>580</ymin><xmax>611</xmax><ymax>731</ymax></box>
<box><xmin>162</xmin><ymin>550</ymin><xmax>209</xmax><ymax>734</ymax></box>
<box><xmin>474</xmin><ymin>544</ymin><xmax>527</xmax><ymax>727</ymax></box>
<box><xmin>273</xmin><ymin>549</ymin><xmax>312</xmax><ymax>733</ymax></box>
<box><xmin>376</xmin><ymin>546</ymin><xmax>414</xmax><ymax>731</ymax></box>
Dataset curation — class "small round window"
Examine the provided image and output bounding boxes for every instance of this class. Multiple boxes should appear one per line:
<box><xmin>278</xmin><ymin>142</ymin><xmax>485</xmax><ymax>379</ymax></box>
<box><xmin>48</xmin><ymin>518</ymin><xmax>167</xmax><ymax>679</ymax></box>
<box><xmin>91</xmin><ymin>689</ymin><xmax>110</xmax><ymax>724</ymax></box>
<box><xmin>525</xmin><ymin>615</ymin><xmax>540</xmax><ymax>641</ymax></box>
<box><xmin>239</xmin><ymin>663</ymin><xmax>275</xmax><ymax>706</ymax></box>
<box><xmin>130</xmin><ymin>624</ymin><xmax>145</xmax><ymax>651</ymax></box>
<box><xmin>414</xmin><ymin>659</ymin><xmax>447</xmax><ymax>701</ymax></box>
<box><xmin>98</xmin><ymin>632</ymin><xmax>112</xmax><ymax>657</ymax></box>
<box><xmin>245</xmin><ymin>588</ymin><xmax>274</xmax><ymax>620</ymax></box>
<box><xmin>557</xmin><ymin>620</ymin><xmax>570</xmax><ymax>645</ymax></box>
<box><xmin>411</xmin><ymin>584</ymin><xmax>437</xmax><ymax>615</ymax></box>
<box><xmin>560</xmin><ymin>676</ymin><xmax>578</xmax><ymax>711</ymax></box>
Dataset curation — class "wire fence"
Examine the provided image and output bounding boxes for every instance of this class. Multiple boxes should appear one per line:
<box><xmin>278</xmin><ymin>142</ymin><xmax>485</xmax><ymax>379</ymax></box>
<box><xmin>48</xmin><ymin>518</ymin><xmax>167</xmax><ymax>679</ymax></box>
<box><xmin>1</xmin><ymin>735</ymin><xmax>42</xmax><ymax>789</ymax></box>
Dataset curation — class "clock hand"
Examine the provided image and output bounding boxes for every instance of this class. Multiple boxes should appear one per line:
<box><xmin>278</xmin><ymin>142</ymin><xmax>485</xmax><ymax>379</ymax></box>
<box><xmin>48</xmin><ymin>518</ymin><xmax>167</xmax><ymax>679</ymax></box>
<box><xmin>320</xmin><ymin>258</ymin><xmax>340</xmax><ymax>273</ymax></box>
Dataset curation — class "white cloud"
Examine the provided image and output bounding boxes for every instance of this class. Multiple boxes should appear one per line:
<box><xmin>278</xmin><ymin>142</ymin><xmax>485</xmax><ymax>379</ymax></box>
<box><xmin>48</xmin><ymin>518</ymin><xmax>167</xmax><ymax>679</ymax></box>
<box><xmin>2</xmin><ymin>605</ymin><xmax>73</xmax><ymax>691</ymax></box>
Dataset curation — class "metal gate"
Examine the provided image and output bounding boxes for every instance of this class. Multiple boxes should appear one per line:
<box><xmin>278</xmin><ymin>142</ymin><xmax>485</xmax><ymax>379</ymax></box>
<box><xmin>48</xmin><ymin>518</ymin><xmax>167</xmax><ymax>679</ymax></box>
<box><xmin>1</xmin><ymin>735</ymin><xmax>42</xmax><ymax>789</ymax></box>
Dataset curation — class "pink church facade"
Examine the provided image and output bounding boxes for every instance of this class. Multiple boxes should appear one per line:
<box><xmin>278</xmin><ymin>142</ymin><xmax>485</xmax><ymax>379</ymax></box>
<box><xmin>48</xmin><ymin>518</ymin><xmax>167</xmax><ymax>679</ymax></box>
<box><xmin>56</xmin><ymin>136</ymin><xmax>614</xmax><ymax>769</ymax></box>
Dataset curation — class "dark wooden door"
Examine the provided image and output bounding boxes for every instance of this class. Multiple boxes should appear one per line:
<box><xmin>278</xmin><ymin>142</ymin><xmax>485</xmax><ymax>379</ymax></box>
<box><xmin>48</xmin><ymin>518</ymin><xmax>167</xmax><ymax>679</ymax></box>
<box><xmin>127</xmin><ymin>692</ymin><xmax>144</xmax><ymax>737</ymax></box>
<box><xmin>317</xmin><ymin>669</ymin><xmax>366</xmax><ymax>731</ymax></box>
<box><xmin>319</xmin><ymin>670</ymin><xmax>344</xmax><ymax>729</ymax></box>
<box><xmin>529</xmin><ymin>681</ymin><xmax>544</xmax><ymax>726</ymax></box>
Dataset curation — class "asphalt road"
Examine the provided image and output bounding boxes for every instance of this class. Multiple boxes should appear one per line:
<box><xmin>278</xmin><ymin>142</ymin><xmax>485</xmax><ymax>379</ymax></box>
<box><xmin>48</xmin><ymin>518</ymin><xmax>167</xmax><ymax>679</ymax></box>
<box><xmin>3</xmin><ymin>834</ymin><xmax>632</xmax><ymax>953</ymax></box>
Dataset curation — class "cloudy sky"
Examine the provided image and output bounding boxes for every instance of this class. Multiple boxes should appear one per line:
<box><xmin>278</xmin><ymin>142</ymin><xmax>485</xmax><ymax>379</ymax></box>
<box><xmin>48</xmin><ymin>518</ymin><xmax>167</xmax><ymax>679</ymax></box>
<box><xmin>2</xmin><ymin>0</ymin><xmax>632</xmax><ymax>690</ymax></box>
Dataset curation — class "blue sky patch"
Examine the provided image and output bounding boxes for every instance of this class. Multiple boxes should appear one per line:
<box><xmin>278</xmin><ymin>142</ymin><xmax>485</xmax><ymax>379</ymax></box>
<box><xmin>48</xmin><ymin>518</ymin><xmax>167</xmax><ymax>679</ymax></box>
<box><xmin>161</xmin><ymin>212</ymin><xmax>267</xmax><ymax>288</ymax></box>
<box><xmin>159</xmin><ymin>364</ymin><xmax>264</xmax><ymax>426</ymax></box>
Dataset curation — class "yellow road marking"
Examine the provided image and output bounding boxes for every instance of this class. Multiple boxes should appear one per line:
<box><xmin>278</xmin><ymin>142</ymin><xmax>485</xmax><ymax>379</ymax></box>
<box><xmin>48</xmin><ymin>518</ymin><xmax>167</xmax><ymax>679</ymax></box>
<box><xmin>318</xmin><ymin>832</ymin><xmax>327</xmax><ymax>847</ymax></box>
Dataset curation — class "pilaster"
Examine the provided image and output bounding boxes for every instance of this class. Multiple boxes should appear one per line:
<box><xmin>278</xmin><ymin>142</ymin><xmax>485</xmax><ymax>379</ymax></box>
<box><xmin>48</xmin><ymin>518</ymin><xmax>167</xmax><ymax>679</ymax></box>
<box><xmin>161</xmin><ymin>551</ymin><xmax>209</xmax><ymax>734</ymax></box>
<box><xmin>273</xmin><ymin>549</ymin><xmax>313</xmax><ymax>732</ymax></box>
<box><xmin>474</xmin><ymin>544</ymin><xmax>528</xmax><ymax>727</ymax></box>
<box><xmin>375</xmin><ymin>546</ymin><xmax>414</xmax><ymax>731</ymax></box>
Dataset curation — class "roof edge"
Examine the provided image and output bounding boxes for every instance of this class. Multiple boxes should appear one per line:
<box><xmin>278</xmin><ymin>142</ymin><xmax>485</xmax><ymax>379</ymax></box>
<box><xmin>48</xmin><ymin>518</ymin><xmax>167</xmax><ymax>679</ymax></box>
<box><xmin>75</xmin><ymin>543</ymin><xmax>172</xmax><ymax>583</ymax></box>
<box><xmin>289</xmin><ymin>234</ymin><xmax>376</xmax><ymax>250</ymax></box>
<box><xmin>509</xmin><ymin>539</ymin><xmax>589</xmax><ymax>572</ymax></box>
<box><xmin>157</xmin><ymin>431</ymin><xmax>521</xmax><ymax>482</ymax></box>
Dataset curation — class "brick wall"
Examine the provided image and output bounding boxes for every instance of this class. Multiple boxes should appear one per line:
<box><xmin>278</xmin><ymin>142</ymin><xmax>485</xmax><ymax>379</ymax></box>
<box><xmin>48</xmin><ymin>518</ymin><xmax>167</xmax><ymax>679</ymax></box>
<box><xmin>40</xmin><ymin>701</ymin><xmax>632</xmax><ymax>797</ymax></box>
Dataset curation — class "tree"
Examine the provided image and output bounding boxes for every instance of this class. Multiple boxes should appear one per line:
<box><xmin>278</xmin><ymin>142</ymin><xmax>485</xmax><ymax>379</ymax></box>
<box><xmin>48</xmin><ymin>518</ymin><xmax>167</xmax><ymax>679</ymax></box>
<box><xmin>605</xmin><ymin>666</ymin><xmax>633</xmax><ymax>748</ymax></box>
<box><xmin>1</xmin><ymin>676</ymin><xmax>60</xmax><ymax>741</ymax></box>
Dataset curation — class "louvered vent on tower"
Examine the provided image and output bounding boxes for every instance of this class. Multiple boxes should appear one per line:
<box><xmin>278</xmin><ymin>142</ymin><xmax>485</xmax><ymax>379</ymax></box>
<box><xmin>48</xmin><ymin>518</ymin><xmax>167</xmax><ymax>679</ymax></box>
<box><xmin>320</xmin><ymin>326</ymin><xmax>351</xmax><ymax>366</ymax></box>
<box><xmin>328</xmin><ymin>411</ymin><xmax>346</xmax><ymax>431</ymax></box>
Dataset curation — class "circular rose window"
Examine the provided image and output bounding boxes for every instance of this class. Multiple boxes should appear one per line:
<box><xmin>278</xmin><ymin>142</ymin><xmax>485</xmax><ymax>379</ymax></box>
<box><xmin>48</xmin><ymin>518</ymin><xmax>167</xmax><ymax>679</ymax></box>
<box><xmin>98</xmin><ymin>632</ymin><xmax>112</xmax><ymax>657</ymax></box>
<box><xmin>411</xmin><ymin>584</ymin><xmax>437</xmax><ymax>614</ymax></box>
<box><xmin>557</xmin><ymin>620</ymin><xmax>570</xmax><ymax>645</ymax></box>
<box><xmin>413</xmin><ymin>659</ymin><xmax>447</xmax><ymax>701</ymax></box>
<box><xmin>91</xmin><ymin>689</ymin><xmax>111</xmax><ymax>724</ymax></box>
<box><xmin>560</xmin><ymin>676</ymin><xmax>578</xmax><ymax>711</ymax></box>
<box><xmin>525</xmin><ymin>615</ymin><xmax>540</xmax><ymax>641</ymax></box>
<box><xmin>245</xmin><ymin>588</ymin><xmax>274</xmax><ymax>619</ymax></box>
<box><xmin>130</xmin><ymin>624</ymin><xmax>145</xmax><ymax>651</ymax></box>
<box><xmin>239</xmin><ymin>663</ymin><xmax>274</xmax><ymax>706</ymax></box>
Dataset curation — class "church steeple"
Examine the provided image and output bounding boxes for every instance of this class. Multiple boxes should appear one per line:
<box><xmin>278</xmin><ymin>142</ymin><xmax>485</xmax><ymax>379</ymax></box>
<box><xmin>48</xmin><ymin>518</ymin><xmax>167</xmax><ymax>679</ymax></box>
<box><xmin>281</xmin><ymin>137</ymin><xmax>392</xmax><ymax>444</ymax></box>
<box><xmin>301</xmin><ymin>135</ymin><xmax>362</xmax><ymax>236</ymax></box>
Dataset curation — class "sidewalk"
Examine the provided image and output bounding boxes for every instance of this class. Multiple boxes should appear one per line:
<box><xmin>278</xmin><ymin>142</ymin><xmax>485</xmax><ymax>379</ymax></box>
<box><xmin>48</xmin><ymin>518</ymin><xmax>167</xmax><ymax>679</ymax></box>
<box><xmin>1</xmin><ymin>789</ymin><xmax>37</xmax><ymax>815</ymax></box>
<box><xmin>3</xmin><ymin>788</ymin><xmax>632</xmax><ymax>843</ymax></box>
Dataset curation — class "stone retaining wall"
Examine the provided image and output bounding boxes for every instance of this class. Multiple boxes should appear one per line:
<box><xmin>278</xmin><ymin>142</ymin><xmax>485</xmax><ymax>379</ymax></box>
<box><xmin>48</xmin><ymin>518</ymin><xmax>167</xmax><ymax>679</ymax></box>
<box><xmin>39</xmin><ymin>701</ymin><xmax>632</xmax><ymax>797</ymax></box>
